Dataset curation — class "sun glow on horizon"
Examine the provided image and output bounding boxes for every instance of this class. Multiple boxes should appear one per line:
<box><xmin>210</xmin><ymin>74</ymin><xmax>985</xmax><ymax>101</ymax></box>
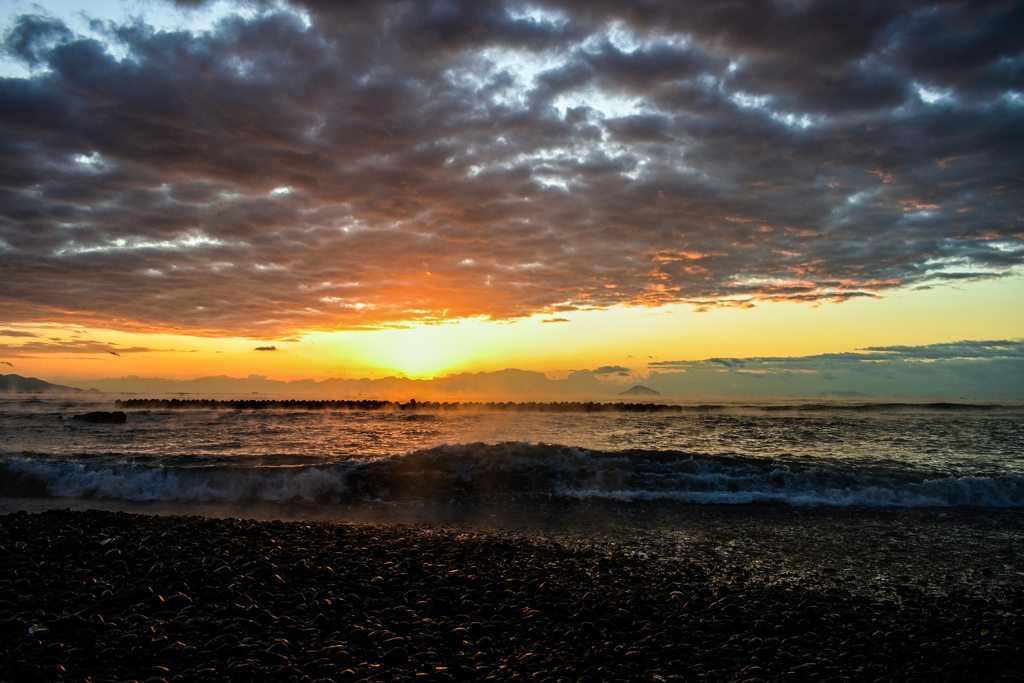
<box><xmin>1</xmin><ymin>275</ymin><xmax>1022</xmax><ymax>388</ymax></box>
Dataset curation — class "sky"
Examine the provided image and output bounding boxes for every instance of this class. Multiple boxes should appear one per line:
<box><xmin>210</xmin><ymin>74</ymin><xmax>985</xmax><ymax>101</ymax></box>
<box><xmin>0</xmin><ymin>0</ymin><xmax>1023</xmax><ymax>396</ymax></box>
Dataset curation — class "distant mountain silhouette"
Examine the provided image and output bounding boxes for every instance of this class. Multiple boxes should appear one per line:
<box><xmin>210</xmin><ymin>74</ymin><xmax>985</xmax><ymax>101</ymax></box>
<box><xmin>619</xmin><ymin>385</ymin><xmax>661</xmax><ymax>397</ymax></box>
<box><xmin>0</xmin><ymin>374</ymin><xmax>91</xmax><ymax>393</ymax></box>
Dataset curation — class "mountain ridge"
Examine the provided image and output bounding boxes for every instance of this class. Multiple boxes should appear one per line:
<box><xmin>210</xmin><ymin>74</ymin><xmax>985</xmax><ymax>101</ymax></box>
<box><xmin>0</xmin><ymin>374</ymin><xmax>92</xmax><ymax>393</ymax></box>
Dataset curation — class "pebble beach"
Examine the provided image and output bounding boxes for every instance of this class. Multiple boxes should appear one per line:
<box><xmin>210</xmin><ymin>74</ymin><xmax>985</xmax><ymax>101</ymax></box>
<box><xmin>2</xmin><ymin>506</ymin><xmax>1022</xmax><ymax>683</ymax></box>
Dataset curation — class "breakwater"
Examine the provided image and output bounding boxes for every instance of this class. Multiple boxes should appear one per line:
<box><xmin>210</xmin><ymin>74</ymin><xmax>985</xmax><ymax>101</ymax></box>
<box><xmin>114</xmin><ymin>398</ymin><xmax>685</xmax><ymax>413</ymax></box>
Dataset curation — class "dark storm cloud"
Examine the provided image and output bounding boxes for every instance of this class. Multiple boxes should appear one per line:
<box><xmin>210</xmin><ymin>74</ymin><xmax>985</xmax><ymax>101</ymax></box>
<box><xmin>0</xmin><ymin>0</ymin><xmax>1022</xmax><ymax>336</ymax></box>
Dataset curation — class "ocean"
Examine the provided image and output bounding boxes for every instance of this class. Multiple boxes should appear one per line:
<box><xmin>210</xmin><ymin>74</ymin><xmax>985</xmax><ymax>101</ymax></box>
<box><xmin>4</xmin><ymin>394</ymin><xmax>1024</xmax><ymax>682</ymax></box>
<box><xmin>2</xmin><ymin>394</ymin><xmax>1022</xmax><ymax>521</ymax></box>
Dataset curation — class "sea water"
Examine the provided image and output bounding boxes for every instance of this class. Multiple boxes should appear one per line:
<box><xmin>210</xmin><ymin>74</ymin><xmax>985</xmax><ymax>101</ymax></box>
<box><xmin>2</xmin><ymin>395</ymin><xmax>1022</xmax><ymax>520</ymax></box>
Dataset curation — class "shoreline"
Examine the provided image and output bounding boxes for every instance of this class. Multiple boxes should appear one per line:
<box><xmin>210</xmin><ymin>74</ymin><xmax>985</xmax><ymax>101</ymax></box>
<box><xmin>2</xmin><ymin>507</ymin><xmax>1022</xmax><ymax>681</ymax></box>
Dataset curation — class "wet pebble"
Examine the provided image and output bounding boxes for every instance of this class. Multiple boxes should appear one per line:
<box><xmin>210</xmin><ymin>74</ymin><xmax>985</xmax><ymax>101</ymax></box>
<box><xmin>0</xmin><ymin>509</ymin><xmax>1021</xmax><ymax>682</ymax></box>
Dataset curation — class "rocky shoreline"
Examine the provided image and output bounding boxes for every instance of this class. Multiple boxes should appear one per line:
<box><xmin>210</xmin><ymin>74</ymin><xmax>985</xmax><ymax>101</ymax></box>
<box><xmin>1</xmin><ymin>508</ymin><xmax>1022</xmax><ymax>682</ymax></box>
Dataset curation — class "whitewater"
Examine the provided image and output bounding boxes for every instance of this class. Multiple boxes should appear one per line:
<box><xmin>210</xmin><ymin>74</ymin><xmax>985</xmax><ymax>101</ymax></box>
<box><xmin>2</xmin><ymin>395</ymin><xmax>1023</xmax><ymax>515</ymax></box>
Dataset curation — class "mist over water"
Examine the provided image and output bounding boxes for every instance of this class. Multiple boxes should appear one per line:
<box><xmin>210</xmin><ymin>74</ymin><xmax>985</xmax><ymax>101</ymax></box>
<box><xmin>1</xmin><ymin>395</ymin><xmax>1023</xmax><ymax>516</ymax></box>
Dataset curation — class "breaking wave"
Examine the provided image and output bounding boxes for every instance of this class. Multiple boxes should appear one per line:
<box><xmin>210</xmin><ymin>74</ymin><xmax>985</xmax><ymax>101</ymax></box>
<box><xmin>2</xmin><ymin>442</ymin><xmax>1022</xmax><ymax>508</ymax></box>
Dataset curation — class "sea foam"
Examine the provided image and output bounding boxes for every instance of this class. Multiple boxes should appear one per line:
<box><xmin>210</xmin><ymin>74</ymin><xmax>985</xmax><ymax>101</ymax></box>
<box><xmin>2</xmin><ymin>442</ymin><xmax>1022</xmax><ymax>508</ymax></box>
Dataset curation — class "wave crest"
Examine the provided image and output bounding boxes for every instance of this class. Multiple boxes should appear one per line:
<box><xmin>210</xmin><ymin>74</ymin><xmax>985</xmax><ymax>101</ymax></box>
<box><xmin>2</xmin><ymin>442</ymin><xmax>1022</xmax><ymax>508</ymax></box>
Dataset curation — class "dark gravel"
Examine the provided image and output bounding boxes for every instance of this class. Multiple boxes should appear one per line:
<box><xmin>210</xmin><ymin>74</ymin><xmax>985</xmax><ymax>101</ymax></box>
<box><xmin>1</xmin><ymin>508</ymin><xmax>1022</xmax><ymax>682</ymax></box>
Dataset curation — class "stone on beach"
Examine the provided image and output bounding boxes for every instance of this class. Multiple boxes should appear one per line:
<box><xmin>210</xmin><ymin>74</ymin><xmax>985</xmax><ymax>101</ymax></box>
<box><xmin>0</xmin><ymin>508</ymin><xmax>1021</xmax><ymax>682</ymax></box>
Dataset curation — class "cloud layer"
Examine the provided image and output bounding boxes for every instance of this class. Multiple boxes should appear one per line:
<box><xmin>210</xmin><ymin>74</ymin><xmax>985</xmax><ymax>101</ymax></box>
<box><xmin>1</xmin><ymin>0</ymin><xmax>1022</xmax><ymax>336</ymax></box>
<box><xmin>650</xmin><ymin>339</ymin><xmax>1024</xmax><ymax>370</ymax></box>
<box><xmin>644</xmin><ymin>339</ymin><xmax>1024</xmax><ymax>398</ymax></box>
<box><xmin>0</xmin><ymin>337</ymin><xmax>163</xmax><ymax>357</ymax></box>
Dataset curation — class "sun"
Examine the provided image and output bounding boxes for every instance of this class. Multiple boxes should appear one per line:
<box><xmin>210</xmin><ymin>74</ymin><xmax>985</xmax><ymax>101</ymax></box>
<box><xmin>332</xmin><ymin>323</ymin><xmax>488</xmax><ymax>379</ymax></box>
<box><xmin>385</xmin><ymin>338</ymin><xmax>455</xmax><ymax>379</ymax></box>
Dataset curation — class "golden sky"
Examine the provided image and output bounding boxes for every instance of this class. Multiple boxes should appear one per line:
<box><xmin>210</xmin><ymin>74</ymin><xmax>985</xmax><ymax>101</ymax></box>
<box><xmin>3</xmin><ymin>275</ymin><xmax>1021</xmax><ymax>384</ymax></box>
